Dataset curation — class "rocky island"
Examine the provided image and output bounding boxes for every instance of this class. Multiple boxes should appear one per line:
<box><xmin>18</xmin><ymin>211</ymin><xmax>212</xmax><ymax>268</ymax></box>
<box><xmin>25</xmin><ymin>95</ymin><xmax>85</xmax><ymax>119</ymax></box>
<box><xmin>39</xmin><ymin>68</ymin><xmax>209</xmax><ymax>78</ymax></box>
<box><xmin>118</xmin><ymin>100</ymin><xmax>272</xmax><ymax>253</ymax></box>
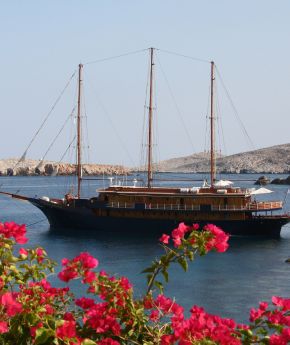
<box><xmin>0</xmin><ymin>159</ymin><xmax>130</xmax><ymax>176</ymax></box>
<box><xmin>1</xmin><ymin>143</ymin><xmax>290</xmax><ymax>177</ymax></box>
<box><xmin>156</xmin><ymin>143</ymin><xmax>290</xmax><ymax>174</ymax></box>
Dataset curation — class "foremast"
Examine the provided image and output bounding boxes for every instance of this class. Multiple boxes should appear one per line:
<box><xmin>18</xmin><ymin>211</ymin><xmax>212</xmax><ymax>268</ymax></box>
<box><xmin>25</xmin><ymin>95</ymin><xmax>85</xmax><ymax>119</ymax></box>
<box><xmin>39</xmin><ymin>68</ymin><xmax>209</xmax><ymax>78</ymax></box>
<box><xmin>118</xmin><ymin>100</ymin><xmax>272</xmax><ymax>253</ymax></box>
<box><xmin>77</xmin><ymin>63</ymin><xmax>83</xmax><ymax>198</ymax></box>
<box><xmin>147</xmin><ymin>48</ymin><xmax>154</xmax><ymax>188</ymax></box>
<box><xmin>210</xmin><ymin>61</ymin><xmax>216</xmax><ymax>188</ymax></box>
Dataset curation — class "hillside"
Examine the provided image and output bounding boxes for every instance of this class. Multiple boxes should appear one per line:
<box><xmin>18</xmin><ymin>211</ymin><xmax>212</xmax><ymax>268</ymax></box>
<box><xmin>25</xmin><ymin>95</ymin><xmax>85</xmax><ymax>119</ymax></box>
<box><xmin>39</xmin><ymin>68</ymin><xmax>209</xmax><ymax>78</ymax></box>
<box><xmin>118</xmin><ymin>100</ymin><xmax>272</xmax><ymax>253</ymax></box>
<box><xmin>0</xmin><ymin>159</ymin><xmax>130</xmax><ymax>176</ymax></box>
<box><xmin>156</xmin><ymin>143</ymin><xmax>290</xmax><ymax>174</ymax></box>
<box><xmin>1</xmin><ymin>143</ymin><xmax>290</xmax><ymax>176</ymax></box>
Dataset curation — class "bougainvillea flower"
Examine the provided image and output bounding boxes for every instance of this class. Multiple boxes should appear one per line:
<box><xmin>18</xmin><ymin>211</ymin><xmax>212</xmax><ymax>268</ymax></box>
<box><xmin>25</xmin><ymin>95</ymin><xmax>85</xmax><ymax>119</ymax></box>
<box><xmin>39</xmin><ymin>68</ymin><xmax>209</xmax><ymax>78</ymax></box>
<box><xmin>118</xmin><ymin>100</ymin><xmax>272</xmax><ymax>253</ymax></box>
<box><xmin>159</xmin><ymin>234</ymin><xmax>170</xmax><ymax>244</ymax></box>
<box><xmin>56</xmin><ymin>320</ymin><xmax>77</xmax><ymax>339</ymax></box>
<box><xmin>0</xmin><ymin>321</ymin><xmax>8</xmax><ymax>334</ymax></box>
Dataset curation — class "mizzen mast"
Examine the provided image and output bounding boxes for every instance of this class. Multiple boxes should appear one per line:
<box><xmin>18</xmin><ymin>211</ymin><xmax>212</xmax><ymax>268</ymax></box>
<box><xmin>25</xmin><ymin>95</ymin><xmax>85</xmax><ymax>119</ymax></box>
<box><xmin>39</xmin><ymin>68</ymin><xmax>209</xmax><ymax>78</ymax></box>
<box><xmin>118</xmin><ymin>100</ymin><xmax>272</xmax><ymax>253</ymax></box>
<box><xmin>147</xmin><ymin>47</ymin><xmax>154</xmax><ymax>188</ymax></box>
<box><xmin>77</xmin><ymin>63</ymin><xmax>83</xmax><ymax>198</ymax></box>
<box><xmin>210</xmin><ymin>61</ymin><xmax>216</xmax><ymax>187</ymax></box>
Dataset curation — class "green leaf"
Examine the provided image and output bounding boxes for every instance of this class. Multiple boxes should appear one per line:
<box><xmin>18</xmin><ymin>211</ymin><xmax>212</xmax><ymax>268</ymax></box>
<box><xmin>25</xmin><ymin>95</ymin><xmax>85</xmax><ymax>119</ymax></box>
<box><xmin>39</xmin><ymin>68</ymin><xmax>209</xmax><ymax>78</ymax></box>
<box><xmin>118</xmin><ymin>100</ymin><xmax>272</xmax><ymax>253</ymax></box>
<box><xmin>82</xmin><ymin>339</ymin><xmax>97</xmax><ymax>345</ymax></box>
<box><xmin>161</xmin><ymin>269</ymin><xmax>169</xmax><ymax>283</ymax></box>
<box><xmin>146</xmin><ymin>274</ymin><xmax>153</xmax><ymax>284</ymax></box>
<box><xmin>177</xmin><ymin>257</ymin><xmax>188</xmax><ymax>272</ymax></box>
<box><xmin>187</xmin><ymin>250</ymin><xmax>194</xmax><ymax>261</ymax></box>
<box><xmin>35</xmin><ymin>328</ymin><xmax>55</xmax><ymax>345</ymax></box>
<box><xmin>154</xmin><ymin>281</ymin><xmax>164</xmax><ymax>293</ymax></box>
<box><xmin>142</xmin><ymin>267</ymin><xmax>155</xmax><ymax>273</ymax></box>
<box><xmin>167</xmin><ymin>251</ymin><xmax>176</xmax><ymax>260</ymax></box>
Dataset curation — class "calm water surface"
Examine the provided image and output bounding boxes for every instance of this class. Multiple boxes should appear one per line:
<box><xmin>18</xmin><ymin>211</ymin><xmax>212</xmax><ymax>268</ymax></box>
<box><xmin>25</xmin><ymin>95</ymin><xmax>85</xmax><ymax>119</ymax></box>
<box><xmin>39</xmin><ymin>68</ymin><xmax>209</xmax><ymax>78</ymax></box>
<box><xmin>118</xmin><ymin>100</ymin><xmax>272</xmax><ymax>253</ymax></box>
<box><xmin>1</xmin><ymin>173</ymin><xmax>290</xmax><ymax>323</ymax></box>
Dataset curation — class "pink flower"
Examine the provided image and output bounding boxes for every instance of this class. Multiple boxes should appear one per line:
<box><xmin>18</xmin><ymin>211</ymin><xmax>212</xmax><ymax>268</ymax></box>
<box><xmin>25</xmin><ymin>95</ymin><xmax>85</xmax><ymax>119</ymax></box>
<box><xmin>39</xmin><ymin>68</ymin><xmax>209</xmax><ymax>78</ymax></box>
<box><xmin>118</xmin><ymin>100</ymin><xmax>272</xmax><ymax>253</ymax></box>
<box><xmin>269</xmin><ymin>329</ymin><xmax>290</xmax><ymax>345</ymax></box>
<box><xmin>0</xmin><ymin>292</ymin><xmax>22</xmax><ymax>316</ymax></box>
<box><xmin>0</xmin><ymin>278</ymin><xmax>4</xmax><ymax>291</ymax></box>
<box><xmin>249</xmin><ymin>307</ymin><xmax>264</xmax><ymax>322</ymax></box>
<box><xmin>161</xmin><ymin>334</ymin><xmax>175</xmax><ymax>345</ymax></box>
<box><xmin>56</xmin><ymin>320</ymin><xmax>76</xmax><ymax>339</ymax></box>
<box><xmin>76</xmin><ymin>252</ymin><xmax>98</xmax><ymax>269</ymax></box>
<box><xmin>272</xmin><ymin>296</ymin><xmax>290</xmax><ymax>311</ymax></box>
<box><xmin>19</xmin><ymin>248</ymin><xmax>28</xmax><ymax>257</ymax></box>
<box><xmin>150</xmin><ymin>310</ymin><xmax>160</xmax><ymax>321</ymax></box>
<box><xmin>36</xmin><ymin>248</ymin><xmax>44</xmax><ymax>256</ymax></box>
<box><xmin>58</xmin><ymin>269</ymin><xmax>78</xmax><ymax>282</ymax></box>
<box><xmin>0</xmin><ymin>321</ymin><xmax>8</xmax><ymax>334</ymax></box>
<box><xmin>35</xmin><ymin>247</ymin><xmax>45</xmax><ymax>263</ymax></box>
<box><xmin>58</xmin><ymin>252</ymin><xmax>99</xmax><ymax>283</ymax></box>
<box><xmin>45</xmin><ymin>304</ymin><xmax>54</xmax><ymax>315</ymax></box>
<box><xmin>171</xmin><ymin>222</ymin><xmax>192</xmax><ymax>247</ymax></box>
<box><xmin>75</xmin><ymin>297</ymin><xmax>96</xmax><ymax>309</ymax></box>
<box><xmin>204</xmin><ymin>224</ymin><xmax>229</xmax><ymax>253</ymax></box>
<box><xmin>82</xmin><ymin>270</ymin><xmax>97</xmax><ymax>284</ymax></box>
<box><xmin>30</xmin><ymin>322</ymin><xmax>43</xmax><ymax>338</ymax></box>
<box><xmin>173</xmin><ymin>237</ymin><xmax>182</xmax><ymax>247</ymax></box>
<box><xmin>143</xmin><ymin>296</ymin><xmax>154</xmax><ymax>309</ymax></box>
<box><xmin>159</xmin><ymin>234</ymin><xmax>170</xmax><ymax>244</ymax></box>
<box><xmin>259</xmin><ymin>301</ymin><xmax>268</xmax><ymax>311</ymax></box>
<box><xmin>120</xmin><ymin>276</ymin><xmax>132</xmax><ymax>291</ymax></box>
<box><xmin>64</xmin><ymin>312</ymin><xmax>75</xmax><ymax>321</ymax></box>
<box><xmin>0</xmin><ymin>221</ymin><xmax>28</xmax><ymax>244</ymax></box>
<box><xmin>61</xmin><ymin>258</ymin><xmax>70</xmax><ymax>266</ymax></box>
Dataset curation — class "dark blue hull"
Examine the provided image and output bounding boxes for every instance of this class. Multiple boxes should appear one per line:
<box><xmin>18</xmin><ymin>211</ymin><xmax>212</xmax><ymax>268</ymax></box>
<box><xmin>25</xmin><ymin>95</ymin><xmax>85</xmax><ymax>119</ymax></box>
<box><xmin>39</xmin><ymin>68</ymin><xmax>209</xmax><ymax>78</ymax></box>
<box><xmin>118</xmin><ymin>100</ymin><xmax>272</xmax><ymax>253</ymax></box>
<box><xmin>30</xmin><ymin>198</ymin><xmax>289</xmax><ymax>237</ymax></box>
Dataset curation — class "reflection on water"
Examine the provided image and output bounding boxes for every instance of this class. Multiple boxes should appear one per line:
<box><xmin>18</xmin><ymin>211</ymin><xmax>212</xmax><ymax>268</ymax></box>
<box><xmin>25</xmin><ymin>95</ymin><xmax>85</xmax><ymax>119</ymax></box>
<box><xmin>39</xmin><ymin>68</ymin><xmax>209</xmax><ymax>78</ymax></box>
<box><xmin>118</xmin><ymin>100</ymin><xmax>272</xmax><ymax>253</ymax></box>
<box><xmin>1</xmin><ymin>173</ymin><xmax>290</xmax><ymax>322</ymax></box>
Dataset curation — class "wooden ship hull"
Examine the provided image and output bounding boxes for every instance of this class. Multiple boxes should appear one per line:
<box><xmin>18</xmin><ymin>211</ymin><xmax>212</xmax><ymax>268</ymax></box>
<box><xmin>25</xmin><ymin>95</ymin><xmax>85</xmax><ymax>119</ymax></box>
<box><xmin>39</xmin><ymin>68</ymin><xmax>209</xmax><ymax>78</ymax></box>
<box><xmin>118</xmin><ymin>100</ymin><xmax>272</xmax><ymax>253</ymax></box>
<box><xmin>30</xmin><ymin>201</ymin><xmax>288</xmax><ymax>237</ymax></box>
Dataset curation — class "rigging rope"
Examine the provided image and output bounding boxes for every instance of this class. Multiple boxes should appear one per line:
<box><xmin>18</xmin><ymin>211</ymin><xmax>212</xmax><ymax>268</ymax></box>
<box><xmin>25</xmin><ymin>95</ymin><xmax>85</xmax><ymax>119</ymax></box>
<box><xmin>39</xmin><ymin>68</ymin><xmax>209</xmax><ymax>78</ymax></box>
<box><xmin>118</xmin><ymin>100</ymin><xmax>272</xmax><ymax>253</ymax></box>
<box><xmin>27</xmin><ymin>218</ymin><xmax>48</xmax><ymax>227</ymax></box>
<box><xmin>37</xmin><ymin>106</ymin><xmax>77</xmax><ymax>165</ymax></box>
<box><xmin>215</xmin><ymin>83</ymin><xmax>227</xmax><ymax>156</ymax></box>
<box><xmin>215</xmin><ymin>66</ymin><xmax>255</xmax><ymax>150</ymax></box>
<box><xmin>15</xmin><ymin>71</ymin><xmax>77</xmax><ymax>169</ymax></box>
<box><xmin>158</xmin><ymin>49</ymin><xmax>210</xmax><ymax>64</ymax></box>
<box><xmin>84</xmin><ymin>74</ymin><xmax>136</xmax><ymax>167</ymax></box>
<box><xmin>155</xmin><ymin>53</ymin><xmax>196</xmax><ymax>152</ymax></box>
<box><xmin>84</xmin><ymin>48</ymin><xmax>148</xmax><ymax>65</ymax></box>
<box><xmin>139</xmin><ymin>53</ymin><xmax>151</xmax><ymax>170</ymax></box>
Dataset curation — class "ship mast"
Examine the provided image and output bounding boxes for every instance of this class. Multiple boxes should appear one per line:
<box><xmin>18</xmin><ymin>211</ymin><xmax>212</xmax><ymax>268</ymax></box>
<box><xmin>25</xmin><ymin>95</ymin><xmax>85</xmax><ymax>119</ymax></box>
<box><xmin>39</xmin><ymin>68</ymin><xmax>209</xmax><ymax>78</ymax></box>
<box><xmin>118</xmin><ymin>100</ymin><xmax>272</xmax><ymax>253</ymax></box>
<box><xmin>77</xmin><ymin>63</ymin><xmax>83</xmax><ymax>198</ymax></box>
<box><xmin>210</xmin><ymin>61</ymin><xmax>216</xmax><ymax>187</ymax></box>
<box><xmin>147</xmin><ymin>47</ymin><xmax>154</xmax><ymax>188</ymax></box>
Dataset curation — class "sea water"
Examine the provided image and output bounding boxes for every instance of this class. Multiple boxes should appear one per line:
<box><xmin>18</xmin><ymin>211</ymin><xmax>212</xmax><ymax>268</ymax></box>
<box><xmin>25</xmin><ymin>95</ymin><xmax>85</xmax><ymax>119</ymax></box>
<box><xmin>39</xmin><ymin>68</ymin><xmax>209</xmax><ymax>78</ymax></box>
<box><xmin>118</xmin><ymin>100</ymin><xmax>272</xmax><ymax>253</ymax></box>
<box><xmin>1</xmin><ymin>173</ymin><xmax>290</xmax><ymax>323</ymax></box>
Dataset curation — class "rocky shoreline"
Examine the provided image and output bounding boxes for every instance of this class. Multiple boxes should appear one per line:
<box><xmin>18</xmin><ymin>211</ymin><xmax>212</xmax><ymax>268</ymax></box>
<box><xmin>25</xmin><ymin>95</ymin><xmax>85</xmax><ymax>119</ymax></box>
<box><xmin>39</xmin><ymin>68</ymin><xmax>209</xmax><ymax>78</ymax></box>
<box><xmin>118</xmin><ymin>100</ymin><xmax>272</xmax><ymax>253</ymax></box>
<box><xmin>2</xmin><ymin>142</ymin><xmax>290</xmax><ymax>181</ymax></box>
<box><xmin>0</xmin><ymin>159</ymin><xmax>130</xmax><ymax>176</ymax></box>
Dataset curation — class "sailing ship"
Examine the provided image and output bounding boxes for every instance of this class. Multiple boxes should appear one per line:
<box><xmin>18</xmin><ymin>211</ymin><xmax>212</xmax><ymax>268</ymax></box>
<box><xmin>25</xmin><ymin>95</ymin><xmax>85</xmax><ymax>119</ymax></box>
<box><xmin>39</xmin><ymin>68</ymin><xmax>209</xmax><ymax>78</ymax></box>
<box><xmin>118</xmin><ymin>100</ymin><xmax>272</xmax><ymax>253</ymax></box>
<box><xmin>1</xmin><ymin>48</ymin><xmax>290</xmax><ymax>236</ymax></box>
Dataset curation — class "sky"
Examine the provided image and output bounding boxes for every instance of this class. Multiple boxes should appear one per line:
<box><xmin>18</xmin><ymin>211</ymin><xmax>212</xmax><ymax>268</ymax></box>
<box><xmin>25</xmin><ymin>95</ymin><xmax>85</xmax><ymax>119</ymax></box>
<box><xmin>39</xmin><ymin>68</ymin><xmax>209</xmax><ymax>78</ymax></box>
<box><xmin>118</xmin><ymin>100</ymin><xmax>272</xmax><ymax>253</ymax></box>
<box><xmin>1</xmin><ymin>0</ymin><xmax>290</xmax><ymax>167</ymax></box>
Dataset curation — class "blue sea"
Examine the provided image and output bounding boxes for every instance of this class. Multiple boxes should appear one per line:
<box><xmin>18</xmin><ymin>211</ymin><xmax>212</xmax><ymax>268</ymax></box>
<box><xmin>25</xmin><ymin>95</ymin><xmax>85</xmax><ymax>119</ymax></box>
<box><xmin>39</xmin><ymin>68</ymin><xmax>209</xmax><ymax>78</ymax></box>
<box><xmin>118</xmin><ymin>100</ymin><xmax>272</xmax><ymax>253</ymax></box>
<box><xmin>1</xmin><ymin>173</ymin><xmax>290</xmax><ymax>323</ymax></box>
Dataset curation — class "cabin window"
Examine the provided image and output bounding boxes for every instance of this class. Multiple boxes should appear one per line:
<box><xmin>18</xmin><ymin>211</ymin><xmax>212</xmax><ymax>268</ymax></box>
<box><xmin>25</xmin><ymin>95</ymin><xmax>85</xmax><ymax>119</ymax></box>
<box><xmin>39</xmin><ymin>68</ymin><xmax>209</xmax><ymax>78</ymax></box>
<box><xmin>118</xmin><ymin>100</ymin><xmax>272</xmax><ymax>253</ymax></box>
<box><xmin>200</xmin><ymin>204</ymin><xmax>212</xmax><ymax>212</ymax></box>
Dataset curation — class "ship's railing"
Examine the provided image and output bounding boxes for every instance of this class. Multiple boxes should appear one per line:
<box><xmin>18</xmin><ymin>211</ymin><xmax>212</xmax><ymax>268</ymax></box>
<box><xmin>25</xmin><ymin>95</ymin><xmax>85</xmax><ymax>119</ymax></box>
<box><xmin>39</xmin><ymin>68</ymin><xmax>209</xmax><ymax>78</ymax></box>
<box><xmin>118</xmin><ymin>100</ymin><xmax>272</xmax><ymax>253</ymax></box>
<box><xmin>247</xmin><ymin>201</ymin><xmax>283</xmax><ymax>210</ymax></box>
<box><xmin>106</xmin><ymin>201</ymin><xmax>283</xmax><ymax>211</ymax></box>
<box><xmin>144</xmin><ymin>204</ymin><xmax>201</xmax><ymax>211</ymax></box>
<box><xmin>211</xmin><ymin>201</ymin><xmax>283</xmax><ymax>211</ymax></box>
<box><xmin>107</xmin><ymin>202</ymin><xmax>200</xmax><ymax>211</ymax></box>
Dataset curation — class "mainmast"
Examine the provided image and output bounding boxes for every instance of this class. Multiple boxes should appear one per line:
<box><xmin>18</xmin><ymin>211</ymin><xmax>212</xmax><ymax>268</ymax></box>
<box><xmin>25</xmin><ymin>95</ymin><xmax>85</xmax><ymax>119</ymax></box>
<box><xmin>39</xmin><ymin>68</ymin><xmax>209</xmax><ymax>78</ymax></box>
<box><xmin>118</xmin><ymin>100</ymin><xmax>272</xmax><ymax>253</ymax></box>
<box><xmin>147</xmin><ymin>47</ymin><xmax>154</xmax><ymax>188</ymax></box>
<box><xmin>77</xmin><ymin>63</ymin><xmax>83</xmax><ymax>198</ymax></box>
<box><xmin>210</xmin><ymin>61</ymin><xmax>216</xmax><ymax>187</ymax></box>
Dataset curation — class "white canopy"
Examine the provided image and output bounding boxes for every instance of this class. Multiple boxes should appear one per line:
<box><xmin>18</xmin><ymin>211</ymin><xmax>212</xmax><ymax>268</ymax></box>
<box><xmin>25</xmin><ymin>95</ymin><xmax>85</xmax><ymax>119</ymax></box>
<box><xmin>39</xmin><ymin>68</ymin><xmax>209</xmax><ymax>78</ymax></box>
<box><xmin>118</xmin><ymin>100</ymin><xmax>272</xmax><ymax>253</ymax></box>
<box><xmin>250</xmin><ymin>187</ymin><xmax>273</xmax><ymax>195</ymax></box>
<box><xmin>214</xmin><ymin>180</ymin><xmax>234</xmax><ymax>187</ymax></box>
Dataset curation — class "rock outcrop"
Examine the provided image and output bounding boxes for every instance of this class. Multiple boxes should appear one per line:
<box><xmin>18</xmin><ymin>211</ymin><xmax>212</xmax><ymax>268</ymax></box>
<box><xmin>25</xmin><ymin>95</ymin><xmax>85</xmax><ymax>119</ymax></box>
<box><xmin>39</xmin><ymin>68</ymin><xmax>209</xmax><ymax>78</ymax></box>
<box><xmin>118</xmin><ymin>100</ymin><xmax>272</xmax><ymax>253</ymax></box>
<box><xmin>155</xmin><ymin>143</ymin><xmax>290</xmax><ymax>174</ymax></box>
<box><xmin>1</xmin><ymin>142</ymin><xmax>290</xmax><ymax>176</ymax></box>
<box><xmin>0</xmin><ymin>159</ymin><xmax>130</xmax><ymax>176</ymax></box>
